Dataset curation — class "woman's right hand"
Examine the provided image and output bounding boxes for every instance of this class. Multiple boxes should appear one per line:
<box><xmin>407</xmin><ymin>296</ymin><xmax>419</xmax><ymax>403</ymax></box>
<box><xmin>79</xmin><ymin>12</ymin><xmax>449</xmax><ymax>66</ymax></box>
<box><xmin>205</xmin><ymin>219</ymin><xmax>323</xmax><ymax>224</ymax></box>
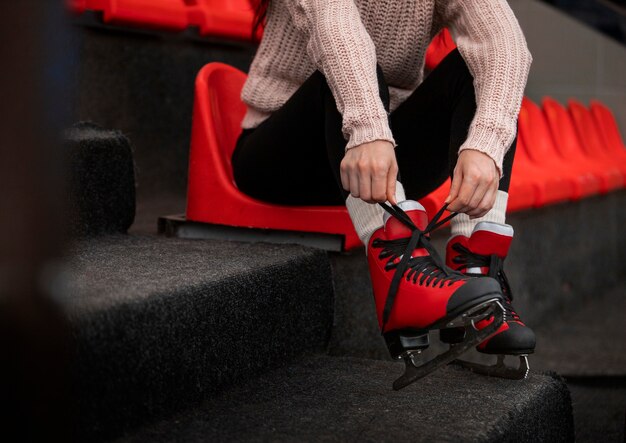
<box><xmin>340</xmin><ymin>140</ymin><xmax>398</xmax><ymax>204</ymax></box>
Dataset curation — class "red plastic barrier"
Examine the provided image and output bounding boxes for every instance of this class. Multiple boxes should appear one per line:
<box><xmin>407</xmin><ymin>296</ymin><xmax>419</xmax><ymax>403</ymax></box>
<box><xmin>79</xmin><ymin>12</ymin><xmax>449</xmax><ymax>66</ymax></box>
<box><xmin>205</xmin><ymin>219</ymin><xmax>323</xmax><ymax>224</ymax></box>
<box><xmin>68</xmin><ymin>0</ymin><xmax>258</xmax><ymax>40</ymax></box>
<box><xmin>568</xmin><ymin>99</ymin><xmax>626</xmax><ymax>181</ymax></box>
<box><xmin>542</xmin><ymin>98</ymin><xmax>623</xmax><ymax>193</ymax></box>
<box><xmin>590</xmin><ymin>100</ymin><xmax>626</xmax><ymax>156</ymax></box>
<box><xmin>186</xmin><ymin>63</ymin><xmax>361</xmax><ymax>250</ymax></box>
<box><xmin>425</xmin><ymin>29</ymin><xmax>456</xmax><ymax>71</ymax></box>
<box><xmin>518</xmin><ymin>98</ymin><xmax>600</xmax><ymax>200</ymax></box>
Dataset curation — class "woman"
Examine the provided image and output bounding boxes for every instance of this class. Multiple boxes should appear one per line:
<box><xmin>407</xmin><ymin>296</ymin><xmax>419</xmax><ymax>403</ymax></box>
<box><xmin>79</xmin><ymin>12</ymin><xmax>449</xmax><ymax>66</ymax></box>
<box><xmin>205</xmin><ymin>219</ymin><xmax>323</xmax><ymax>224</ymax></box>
<box><xmin>232</xmin><ymin>0</ymin><xmax>536</xmax><ymax>382</ymax></box>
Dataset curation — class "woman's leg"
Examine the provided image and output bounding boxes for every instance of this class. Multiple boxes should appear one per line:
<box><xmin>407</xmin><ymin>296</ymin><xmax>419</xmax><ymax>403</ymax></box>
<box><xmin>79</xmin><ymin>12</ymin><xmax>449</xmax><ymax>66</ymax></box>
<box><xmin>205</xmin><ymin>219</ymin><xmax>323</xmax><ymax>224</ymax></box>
<box><xmin>232</xmin><ymin>69</ymin><xmax>353</xmax><ymax>206</ymax></box>
<box><xmin>389</xmin><ymin>48</ymin><xmax>516</xmax><ymax>200</ymax></box>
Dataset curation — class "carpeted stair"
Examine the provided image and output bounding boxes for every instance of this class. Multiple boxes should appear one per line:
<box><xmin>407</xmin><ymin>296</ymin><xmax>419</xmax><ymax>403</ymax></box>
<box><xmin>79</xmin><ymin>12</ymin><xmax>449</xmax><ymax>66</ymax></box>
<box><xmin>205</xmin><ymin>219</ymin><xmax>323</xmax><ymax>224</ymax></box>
<box><xmin>59</xmin><ymin>235</ymin><xmax>333</xmax><ymax>441</ymax></box>
<box><xmin>115</xmin><ymin>356</ymin><xmax>573</xmax><ymax>443</ymax></box>
<box><xmin>58</xmin><ymin>230</ymin><xmax>578</xmax><ymax>442</ymax></box>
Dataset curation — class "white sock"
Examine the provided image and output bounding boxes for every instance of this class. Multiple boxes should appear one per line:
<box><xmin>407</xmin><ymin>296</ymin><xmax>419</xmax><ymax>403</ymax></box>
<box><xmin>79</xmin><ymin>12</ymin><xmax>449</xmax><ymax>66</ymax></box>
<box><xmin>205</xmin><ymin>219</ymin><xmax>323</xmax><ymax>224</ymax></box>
<box><xmin>345</xmin><ymin>181</ymin><xmax>406</xmax><ymax>248</ymax></box>
<box><xmin>450</xmin><ymin>190</ymin><xmax>509</xmax><ymax>238</ymax></box>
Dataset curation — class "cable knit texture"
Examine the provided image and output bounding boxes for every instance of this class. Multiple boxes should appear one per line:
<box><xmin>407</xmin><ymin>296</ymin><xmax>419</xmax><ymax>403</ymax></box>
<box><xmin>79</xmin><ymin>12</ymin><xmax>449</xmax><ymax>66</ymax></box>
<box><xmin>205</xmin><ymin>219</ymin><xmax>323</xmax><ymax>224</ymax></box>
<box><xmin>240</xmin><ymin>0</ymin><xmax>532</xmax><ymax>175</ymax></box>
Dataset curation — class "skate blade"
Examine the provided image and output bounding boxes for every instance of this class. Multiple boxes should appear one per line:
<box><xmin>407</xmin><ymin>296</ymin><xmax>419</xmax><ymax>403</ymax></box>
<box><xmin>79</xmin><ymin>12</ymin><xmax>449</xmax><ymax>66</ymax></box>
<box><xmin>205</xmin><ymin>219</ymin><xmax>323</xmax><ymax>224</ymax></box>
<box><xmin>451</xmin><ymin>355</ymin><xmax>530</xmax><ymax>380</ymax></box>
<box><xmin>392</xmin><ymin>299</ymin><xmax>505</xmax><ymax>391</ymax></box>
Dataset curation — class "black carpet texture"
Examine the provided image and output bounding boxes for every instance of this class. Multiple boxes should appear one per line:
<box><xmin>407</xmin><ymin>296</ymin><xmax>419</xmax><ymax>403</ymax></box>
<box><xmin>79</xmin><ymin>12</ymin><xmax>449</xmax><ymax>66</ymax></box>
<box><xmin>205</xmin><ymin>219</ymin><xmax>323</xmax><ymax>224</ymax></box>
<box><xmin>329</xmin><ymin>191</ymin><xmax>626</xmax><ymax>360</ymax></box>
<box><xmin>568</xmin><ymin>378</ymin><xmax>626</xmax><ymax>443</ymax></box>
<box><xmin>58</xmin><ymin>235</ymin><xmax>333</xmax><ymax>441</ymax></box>
<box><xmin>69</xmin><ymin>17</ymin><xmax>256</xmax><ymax>200</ymax></box>
<box><xmin>532</xmin><ymin>283</ymin><xmax>626</xmax><ymax>377</ymax></box>
<box><xmin>117</xmin><ymin>356</ymin><xmax>574</xmax><ymax>443</ymax></box>
<box><xmin>65</xmin><ymin>122</ymin><xmax>136</xmax><ymax>236</ymax></box>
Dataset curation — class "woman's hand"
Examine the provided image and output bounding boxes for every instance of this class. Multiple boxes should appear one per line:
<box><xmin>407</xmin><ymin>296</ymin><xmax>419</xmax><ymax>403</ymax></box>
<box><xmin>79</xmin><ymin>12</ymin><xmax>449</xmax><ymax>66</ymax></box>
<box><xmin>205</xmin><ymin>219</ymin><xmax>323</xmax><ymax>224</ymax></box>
<box><xmin>340</xmin><ymin>140</ymin><xmax>398</xmax><ymax>204</ymax></box>
<box><xmin>446</xmin><ymin>150</ymin><xmax>499</xmax><ymax>218</ymax></box>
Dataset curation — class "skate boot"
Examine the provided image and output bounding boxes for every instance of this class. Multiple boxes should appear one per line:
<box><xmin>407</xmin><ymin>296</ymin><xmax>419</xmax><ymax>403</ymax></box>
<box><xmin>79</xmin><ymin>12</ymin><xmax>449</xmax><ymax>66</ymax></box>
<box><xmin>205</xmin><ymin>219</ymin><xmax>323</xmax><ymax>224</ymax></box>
<box><xmin>369</xmin><ymin>201</ymin><xmax>506</xmax><ymax>390</ymax></box>
<box><xmin>441</xmin><ymin>221</ymin><xmax>536</xmax><ymax>379</ymax></box>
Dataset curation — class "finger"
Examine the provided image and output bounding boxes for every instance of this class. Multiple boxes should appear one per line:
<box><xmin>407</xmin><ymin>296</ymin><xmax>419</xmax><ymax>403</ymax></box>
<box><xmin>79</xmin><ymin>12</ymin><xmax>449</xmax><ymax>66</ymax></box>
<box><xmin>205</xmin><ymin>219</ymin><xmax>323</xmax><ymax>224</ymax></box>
<box><xmin>448</xmin><ymin>175</ymin><xmax>478</xmax><ymax>213</ymax></box>
<box><xmin>340</xmin><ymin>162</ymin><xmax>350</xmax><ymax>192</ymax></box>
<box><xmin>386</xmin><ymin>163</ymin><xmax>398</xmax><ymax>205</ymax></box>
<box><xmin>446</xmin><ymin>170</ymin><xmax>462</xmax><ymax>204</ymax></box>
<box><xmin>371</xmin><ymin>167</ymin><xmax>387</xmax><ymax>203</ymax></box>
<box><xmin>349</xmin><ymin>171</ymin><xmax>360</xmax><ymax>198</ymax></box>
<box><xmin>469</xmin><ymin>185</ymin><xmax>497</xmax><ymax>219</ymax></box>
<box><xmin>465</xmin><ymin>181</ymin><xmax>489</xmax><ymax>216</ymax></box>
<box><xmin>359</xmin><ymin>170</ymin><xmax>372</xmax><ymax>202</ymax></box>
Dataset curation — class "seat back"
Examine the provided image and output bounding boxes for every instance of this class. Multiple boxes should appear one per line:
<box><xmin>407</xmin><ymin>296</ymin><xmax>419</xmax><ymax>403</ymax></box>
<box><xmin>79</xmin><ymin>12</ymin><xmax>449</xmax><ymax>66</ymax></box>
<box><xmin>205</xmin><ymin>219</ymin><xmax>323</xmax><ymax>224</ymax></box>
<box><xmin>590</xmin><ymin>100</ymin><xmax>625</xmax><ymax>154</ymax></box>
<box><xmin>542</xmin><ymin>98</ymin><xmax>585</xmax><ymax>160</ymax></box>
<box><xmin>519</xmin><ymin>97</ymin><xmax>561</xmax><ymax>163</ymax></box>
<box><xmin>568</xmin><ymin>99</ymin><xmax>608</xmax><ymax>159</ymax></box>
<box><xmin>69</xmin><ymin>0</ymin><xmax>259</xmax><ymax>40</ymax></box>
<box><xmin>204</xmin><ymin>65</ymin><xmax>248</xmax><ymax>177</ymax></box>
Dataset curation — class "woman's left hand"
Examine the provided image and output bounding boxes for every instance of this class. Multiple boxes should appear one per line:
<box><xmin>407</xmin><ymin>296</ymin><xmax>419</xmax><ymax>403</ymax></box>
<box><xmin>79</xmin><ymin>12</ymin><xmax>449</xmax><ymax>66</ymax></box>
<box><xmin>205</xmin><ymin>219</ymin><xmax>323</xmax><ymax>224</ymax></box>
<box><xmin>446</xmin><ymin>150</ymin><xmax>499</xmax><ymax>218</ymax></box>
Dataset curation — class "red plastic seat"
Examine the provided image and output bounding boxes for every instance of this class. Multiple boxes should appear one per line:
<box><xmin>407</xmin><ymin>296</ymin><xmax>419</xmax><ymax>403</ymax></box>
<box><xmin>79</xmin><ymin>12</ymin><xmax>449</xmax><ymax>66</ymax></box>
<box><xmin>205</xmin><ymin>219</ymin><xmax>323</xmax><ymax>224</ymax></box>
<box><xmin>590</xmin><ymin>100</ymin><xmax>626</xmax><ymax>158</ymax></box>
<box><xmin>197</xmin><ymin>0</ymin><xmax>259</xmax><ymax>41</ymax></box>
<box><xmin>68</xmin><ymin>0</ymin><xmax>258</xmax><ymax>41</ymax></box>
<box><xmin>186</xmin><ymin>62</ymin><xmax>361</xmax><ymax>250</ymax></box>
<box><xmin>568</xmin><ymin>99</ymin><xmax>626</xmax><ymax>181</ymax></box>
<box><xmin>425</xmin><ymin>29</ymin><xmax>456</xmax><ymax>72</ymax></box>
<box><xmin>518</xmin><ymin>98</ymin><xmax>600</xmax><ymax>200</ymax></box>
<box><xmin>513</xmin><ymin>129</ymin><xmax>572</xmax><ymax>207</ymax></box>
<box><xmin>542</xmin><ymin>98</ymin><xmax>623</xmax><ymax>193</ymax></box>
<box><xmin>69</xmin><ymin>0</ymin><xmax>201</xmax><ymax>31</ymax></box>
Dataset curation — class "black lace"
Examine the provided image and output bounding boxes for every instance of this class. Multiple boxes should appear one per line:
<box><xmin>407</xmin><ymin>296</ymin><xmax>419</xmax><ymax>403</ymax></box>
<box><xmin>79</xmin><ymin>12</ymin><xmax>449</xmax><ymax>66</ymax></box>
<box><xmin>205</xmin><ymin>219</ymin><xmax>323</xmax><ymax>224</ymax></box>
<box><xmin>451</xmin><ymin>242</ymin><xmax>520</xmax><ymax>321</ymax></box>
<box><xmin>374</xmin><ymin>203</ymin><xmax>464</xmax><ymax>333</ymax></box>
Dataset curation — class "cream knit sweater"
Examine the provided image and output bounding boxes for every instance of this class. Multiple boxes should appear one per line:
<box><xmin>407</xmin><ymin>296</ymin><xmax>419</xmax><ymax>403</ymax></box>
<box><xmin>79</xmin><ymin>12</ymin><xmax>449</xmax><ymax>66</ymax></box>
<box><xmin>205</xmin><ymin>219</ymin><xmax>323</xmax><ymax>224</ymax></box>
<box><xmin>240</xmin><ymin>0</ymin><xmax>532</xmax><ymax>174</ymax></box>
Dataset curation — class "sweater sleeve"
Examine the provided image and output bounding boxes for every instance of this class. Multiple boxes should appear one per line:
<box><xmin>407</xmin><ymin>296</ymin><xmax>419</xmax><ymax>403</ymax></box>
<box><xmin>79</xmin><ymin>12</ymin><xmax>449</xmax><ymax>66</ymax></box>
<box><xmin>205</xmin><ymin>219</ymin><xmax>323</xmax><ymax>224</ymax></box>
<box><xmin>284</xmin><ymin>0</ymin><xmax>396</xmax><ymax>150</ymax></box>
<box><xmin>435</xmin><ymin>0</ymin><xmax>532</xmax><ymax>176</ymax></box>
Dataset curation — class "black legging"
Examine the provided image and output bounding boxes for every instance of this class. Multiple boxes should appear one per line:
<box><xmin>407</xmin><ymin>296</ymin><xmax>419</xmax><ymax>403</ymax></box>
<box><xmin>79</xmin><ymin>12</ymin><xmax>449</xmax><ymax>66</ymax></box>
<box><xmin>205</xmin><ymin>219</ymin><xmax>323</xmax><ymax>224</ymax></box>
<box><xmin>232</xmin><ymin>49</ymin><xmax>516</xmax><ymax>206</ymax></box>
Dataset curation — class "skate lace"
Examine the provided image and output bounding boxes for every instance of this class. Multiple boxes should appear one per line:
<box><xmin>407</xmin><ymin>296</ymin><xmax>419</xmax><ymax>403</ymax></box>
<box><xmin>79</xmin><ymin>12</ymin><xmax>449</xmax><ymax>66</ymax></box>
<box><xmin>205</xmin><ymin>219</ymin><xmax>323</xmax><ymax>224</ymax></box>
<box><xmin>374</xmin><ymin>203</ymin><xmax>463</xmax><ymax>333</ymax></box>
<box><xmin>451</xmin><ymin>243</ymin><xmax>520</xmax><ymax>321</ymax></box>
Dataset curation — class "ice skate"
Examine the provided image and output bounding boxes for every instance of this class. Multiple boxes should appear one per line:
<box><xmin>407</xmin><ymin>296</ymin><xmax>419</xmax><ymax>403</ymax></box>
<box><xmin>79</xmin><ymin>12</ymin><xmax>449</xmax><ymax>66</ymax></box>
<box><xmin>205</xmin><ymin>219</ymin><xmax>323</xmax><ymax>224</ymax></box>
<box><xmin>441</xmin><ymin>221</ymin><xmax>536</xmax><ymax>379</ymax></box>
<box><xmin>369</xmin><ymin>201</ymin><xmax>505</xmax><ymax>390</ymax></box>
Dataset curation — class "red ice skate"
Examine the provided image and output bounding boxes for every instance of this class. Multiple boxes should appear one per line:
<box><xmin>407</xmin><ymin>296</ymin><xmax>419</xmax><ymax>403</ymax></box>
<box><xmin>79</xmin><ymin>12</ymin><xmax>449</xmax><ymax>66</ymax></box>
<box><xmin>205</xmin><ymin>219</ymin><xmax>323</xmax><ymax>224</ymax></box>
<box><xmin>368</xmin><ymin>201</ymin><xmax>505</xmax><ymax>389</ymax></box>
<box><xmin>442</xmin><ymin>222</ymin><xmax>536</xmax><ymax>379</ymax></box>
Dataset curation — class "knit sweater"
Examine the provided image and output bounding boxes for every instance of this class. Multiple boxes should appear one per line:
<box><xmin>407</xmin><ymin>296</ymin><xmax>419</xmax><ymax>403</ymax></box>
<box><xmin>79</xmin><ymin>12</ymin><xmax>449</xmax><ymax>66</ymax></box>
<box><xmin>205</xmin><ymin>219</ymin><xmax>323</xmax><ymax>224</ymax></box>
<box><xmin>240</xmin><ymin>0</ymin><xmax>532</xmax><ymax>174</ymax></box>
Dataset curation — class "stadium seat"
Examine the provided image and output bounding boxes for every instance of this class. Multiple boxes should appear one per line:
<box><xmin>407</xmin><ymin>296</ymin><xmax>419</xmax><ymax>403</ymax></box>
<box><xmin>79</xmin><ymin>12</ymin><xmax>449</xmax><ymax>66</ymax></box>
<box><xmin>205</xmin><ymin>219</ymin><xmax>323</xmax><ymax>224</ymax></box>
<box><xmin>568</xmin><ymin>99</ymin><xmax>626</xmax><ymax>180</ymax></box>
<box><xmin>519</xmin><ymin>98</ymin><xmax>600</xmax><ymax>199</ymax></box>
<box><xmin>198</xmin><ymin>0</ymin><xmax>258</xmax><ymax>41</ymax></box>
<box><xmin>542</xmin><ymin>98</ymin><xmax>623</xmax><ymax>193</ymax></box>
<box><xmin>513</xmin><ymin>128</ymin><xmax>572</xmax><ymax>207</ymax></box>
<box><xmin>590</xmin><ymin>100</ymin><xmax>626</xmax><ymax>158</ymax></box>
<box><xmin>68</xmin><ymin>0</ymin><xmax>258</xmax><ymax>41</ymax></box>
<box><xmin>68</xmin><ymin>0</ymin><xmax>200</xmax><ymax>31</ymax></box>
<box><xmin>186</xmin><ymin>63</ymin><xmax>361</xmax><ymax>250</ymax></box>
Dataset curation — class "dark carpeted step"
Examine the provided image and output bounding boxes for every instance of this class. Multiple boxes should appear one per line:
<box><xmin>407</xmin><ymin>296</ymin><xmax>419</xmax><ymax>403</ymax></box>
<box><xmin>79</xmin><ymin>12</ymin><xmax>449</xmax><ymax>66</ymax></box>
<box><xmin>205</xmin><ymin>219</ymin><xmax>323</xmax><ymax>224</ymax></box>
<box><xmin>116</xmin><ymin>355</ymin><xmax>574</xmax><ymax>443</ymax></box>
<box><xmin>65</xmin><ymin>122</ymin><xmax>136</xmax><ymax>236</ymax></box>
<box><xmin>57</xmin><ymin>234</ymin><xmax>334</xmax><ymax>442</ymax></box>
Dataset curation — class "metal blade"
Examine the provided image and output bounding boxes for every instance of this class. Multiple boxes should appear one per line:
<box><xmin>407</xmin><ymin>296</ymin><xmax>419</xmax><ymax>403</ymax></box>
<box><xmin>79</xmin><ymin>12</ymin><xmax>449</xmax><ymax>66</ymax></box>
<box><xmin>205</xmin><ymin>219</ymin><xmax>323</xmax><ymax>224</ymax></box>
<box><xmin>392</xmin><ymin>300</ymin><xmax>505</xmax><ymax>390</ymax></box>
<box><xmin>451</xmin><ymin>355</ymin><xmax>530</xmax><ymax>380</ymax></box>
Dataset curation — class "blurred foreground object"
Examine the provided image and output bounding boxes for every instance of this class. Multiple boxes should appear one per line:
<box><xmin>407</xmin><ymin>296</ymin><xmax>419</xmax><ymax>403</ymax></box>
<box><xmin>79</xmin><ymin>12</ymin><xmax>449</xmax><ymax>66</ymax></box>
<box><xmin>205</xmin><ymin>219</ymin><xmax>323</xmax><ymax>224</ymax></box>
<box><xmin>0</xmin><ymin>1</ymin><xmax>72</xmax><ymax>441</ymax></box>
